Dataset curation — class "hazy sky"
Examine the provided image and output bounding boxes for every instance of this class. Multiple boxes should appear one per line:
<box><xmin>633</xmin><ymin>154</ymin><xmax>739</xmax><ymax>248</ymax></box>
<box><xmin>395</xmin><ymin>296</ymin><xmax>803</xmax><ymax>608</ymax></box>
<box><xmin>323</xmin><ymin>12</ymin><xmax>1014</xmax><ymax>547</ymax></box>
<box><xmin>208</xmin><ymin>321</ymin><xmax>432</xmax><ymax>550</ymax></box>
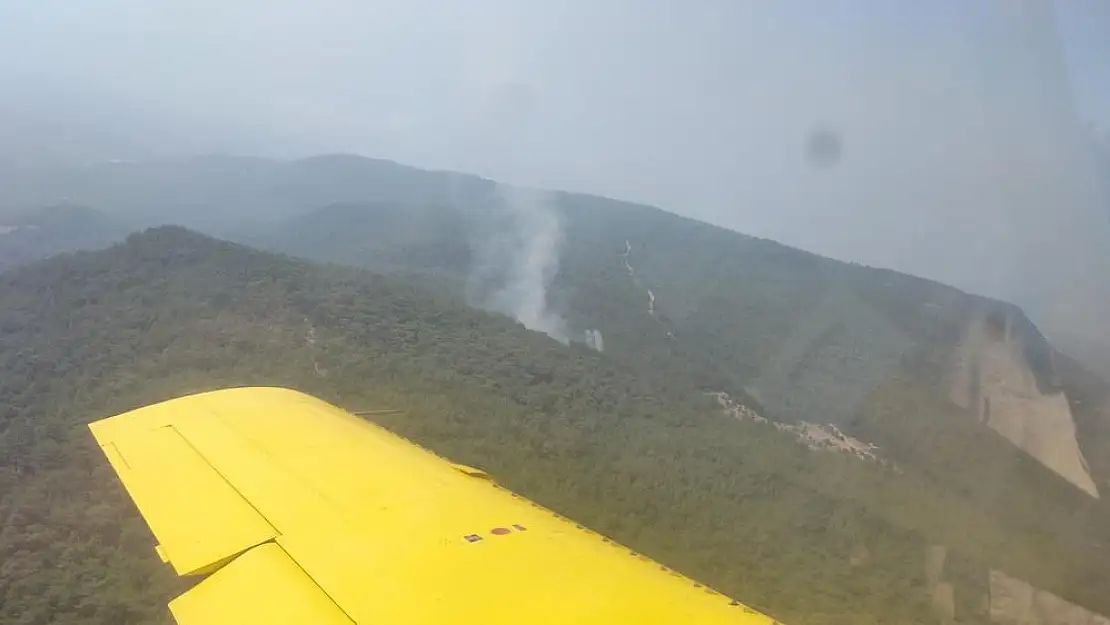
<box><xmin>1</xmin><ymin>0</ymin><xmax>1107</xmax><ymax>321</ymax></box>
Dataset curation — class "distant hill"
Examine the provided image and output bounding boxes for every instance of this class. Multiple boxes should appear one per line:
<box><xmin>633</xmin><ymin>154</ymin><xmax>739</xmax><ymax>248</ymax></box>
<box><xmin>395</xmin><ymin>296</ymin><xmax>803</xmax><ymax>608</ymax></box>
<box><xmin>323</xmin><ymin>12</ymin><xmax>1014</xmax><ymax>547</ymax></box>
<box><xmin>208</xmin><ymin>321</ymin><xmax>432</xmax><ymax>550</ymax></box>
<box><xmin>0</xmin><ymin>154</ymin><xmax>493</xmax><ymax>235</ymax></box>
<box><xmin>247</xmin><ymin>201</ymin><xmax>474</xmax><ymax>282</ymax></box>
<box><xmin>0</xmin><ymin>204</ymin><xmax>127</xmax><ymax>271</ymax></box>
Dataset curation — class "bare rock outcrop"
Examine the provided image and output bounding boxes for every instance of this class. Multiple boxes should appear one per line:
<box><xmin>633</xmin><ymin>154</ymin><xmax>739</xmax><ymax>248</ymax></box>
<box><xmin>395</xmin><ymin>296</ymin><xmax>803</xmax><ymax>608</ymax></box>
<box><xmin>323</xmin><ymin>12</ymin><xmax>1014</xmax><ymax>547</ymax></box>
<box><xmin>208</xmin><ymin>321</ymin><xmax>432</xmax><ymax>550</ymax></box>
<box><xmin>946</xmin><ymin>311</ymin><xmax>1098</xmax><ymax>497</ymax></box>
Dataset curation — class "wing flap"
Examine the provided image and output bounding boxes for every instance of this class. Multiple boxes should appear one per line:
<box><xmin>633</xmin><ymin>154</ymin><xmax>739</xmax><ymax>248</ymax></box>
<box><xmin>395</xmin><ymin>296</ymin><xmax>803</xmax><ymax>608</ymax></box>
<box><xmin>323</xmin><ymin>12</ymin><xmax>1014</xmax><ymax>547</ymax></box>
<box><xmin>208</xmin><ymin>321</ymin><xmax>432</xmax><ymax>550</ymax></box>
<box><xmin>169</xmin><ymin>541</ymin><xmax>353</xmax><ymax>625</ymax></box>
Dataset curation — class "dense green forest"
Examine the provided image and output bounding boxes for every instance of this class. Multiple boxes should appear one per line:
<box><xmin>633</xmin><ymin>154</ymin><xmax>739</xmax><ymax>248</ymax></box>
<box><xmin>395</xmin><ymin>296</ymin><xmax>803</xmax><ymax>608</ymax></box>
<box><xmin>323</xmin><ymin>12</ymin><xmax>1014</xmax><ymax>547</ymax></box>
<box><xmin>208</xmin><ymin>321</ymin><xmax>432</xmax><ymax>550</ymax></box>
<box><xmin>2</xmin><ymin>228</ymin><xmax>1110</xmax><ymax>625</ymax></box>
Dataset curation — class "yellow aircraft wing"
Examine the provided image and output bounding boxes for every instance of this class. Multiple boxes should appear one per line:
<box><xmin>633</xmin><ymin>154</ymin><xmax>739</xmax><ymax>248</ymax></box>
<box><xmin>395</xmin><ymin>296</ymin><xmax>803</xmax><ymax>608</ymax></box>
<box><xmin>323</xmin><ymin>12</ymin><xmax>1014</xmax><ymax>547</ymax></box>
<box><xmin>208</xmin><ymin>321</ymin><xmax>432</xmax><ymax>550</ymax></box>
<box><xmin>88</xmin><ymin>386</ymin><xmax>781</xmax><ymax>625</ymax></box>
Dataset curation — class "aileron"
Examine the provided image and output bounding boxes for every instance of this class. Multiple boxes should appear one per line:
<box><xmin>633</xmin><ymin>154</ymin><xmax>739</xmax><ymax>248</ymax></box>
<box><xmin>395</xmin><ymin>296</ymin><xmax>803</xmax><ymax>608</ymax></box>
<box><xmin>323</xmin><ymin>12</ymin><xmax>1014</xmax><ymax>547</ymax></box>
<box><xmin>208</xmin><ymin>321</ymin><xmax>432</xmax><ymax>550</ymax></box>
<box><xmin>169</xmin><ymin>541</ymin><xmax>353</xmax><ymax>625</ymax></box>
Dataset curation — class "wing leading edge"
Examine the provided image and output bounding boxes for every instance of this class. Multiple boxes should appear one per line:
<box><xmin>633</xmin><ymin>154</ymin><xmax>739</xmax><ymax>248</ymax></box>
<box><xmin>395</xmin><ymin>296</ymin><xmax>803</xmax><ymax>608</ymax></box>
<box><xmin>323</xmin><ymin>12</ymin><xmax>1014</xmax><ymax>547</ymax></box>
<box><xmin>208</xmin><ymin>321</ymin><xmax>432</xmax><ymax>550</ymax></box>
<box><xmin>89</xmin><ymin>386</ymin><xmax>782</xmax><ymax>625</ymax></box>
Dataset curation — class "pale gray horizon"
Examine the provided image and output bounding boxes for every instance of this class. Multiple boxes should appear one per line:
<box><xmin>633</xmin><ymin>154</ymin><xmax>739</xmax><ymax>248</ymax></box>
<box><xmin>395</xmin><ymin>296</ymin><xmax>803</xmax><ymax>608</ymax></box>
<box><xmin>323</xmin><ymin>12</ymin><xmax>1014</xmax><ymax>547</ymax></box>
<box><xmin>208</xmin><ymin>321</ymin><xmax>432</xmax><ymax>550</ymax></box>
<box><xmin>2</xmin><ymin>0</ymin><xmax>1108</xmax><ymax>337</ymax></box>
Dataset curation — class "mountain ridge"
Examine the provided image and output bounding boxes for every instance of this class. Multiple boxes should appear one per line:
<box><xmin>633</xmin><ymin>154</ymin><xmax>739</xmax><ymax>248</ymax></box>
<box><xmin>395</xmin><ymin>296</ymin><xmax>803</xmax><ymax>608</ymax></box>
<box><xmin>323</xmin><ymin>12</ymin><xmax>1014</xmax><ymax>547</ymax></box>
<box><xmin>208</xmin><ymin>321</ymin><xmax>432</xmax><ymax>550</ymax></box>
<box><xmin>247</xmin><ymin>190</ymin><xmax>1110</xmax><ymax>489</ymax></box>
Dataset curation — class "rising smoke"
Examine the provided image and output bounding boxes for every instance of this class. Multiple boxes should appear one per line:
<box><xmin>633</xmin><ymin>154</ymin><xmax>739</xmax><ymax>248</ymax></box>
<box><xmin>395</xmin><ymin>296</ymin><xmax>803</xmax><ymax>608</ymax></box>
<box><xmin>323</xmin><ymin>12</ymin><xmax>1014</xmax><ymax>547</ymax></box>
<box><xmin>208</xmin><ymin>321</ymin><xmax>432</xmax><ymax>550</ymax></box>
<box><xmin>584</xmin><ymin>329</ymin><xmax>605</xmax><ymax>352</ymax></box>
<box><xmin>466</xmin><ymin>183</ymin><xmax>569</xmax><ymax>343</ymax></box>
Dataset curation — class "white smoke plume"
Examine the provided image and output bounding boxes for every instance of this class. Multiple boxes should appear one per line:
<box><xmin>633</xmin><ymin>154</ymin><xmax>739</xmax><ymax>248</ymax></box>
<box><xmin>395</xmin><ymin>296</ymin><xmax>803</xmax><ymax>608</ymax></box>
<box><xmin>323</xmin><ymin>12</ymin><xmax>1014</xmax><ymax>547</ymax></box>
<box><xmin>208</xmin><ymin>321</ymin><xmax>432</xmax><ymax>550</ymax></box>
<box><xmin>584</xmin><ymin>329</ymin><xmax>604</xmax><ymax>352</ymax></box>
<box><xmin>468</xmin><ymin>183</ymin><xmax>569</xmax><ymax>343</ymax></box>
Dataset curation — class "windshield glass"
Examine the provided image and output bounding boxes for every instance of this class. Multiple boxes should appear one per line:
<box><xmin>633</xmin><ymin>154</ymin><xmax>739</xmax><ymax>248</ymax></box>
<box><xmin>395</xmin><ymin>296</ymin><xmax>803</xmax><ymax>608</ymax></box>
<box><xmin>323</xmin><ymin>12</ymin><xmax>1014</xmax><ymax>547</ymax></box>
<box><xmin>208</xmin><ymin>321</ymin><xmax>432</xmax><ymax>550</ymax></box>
<box><xmin>0</xmin><ymin>2</ymin><xmax>1107</xmax><ymax>625</ymax></box>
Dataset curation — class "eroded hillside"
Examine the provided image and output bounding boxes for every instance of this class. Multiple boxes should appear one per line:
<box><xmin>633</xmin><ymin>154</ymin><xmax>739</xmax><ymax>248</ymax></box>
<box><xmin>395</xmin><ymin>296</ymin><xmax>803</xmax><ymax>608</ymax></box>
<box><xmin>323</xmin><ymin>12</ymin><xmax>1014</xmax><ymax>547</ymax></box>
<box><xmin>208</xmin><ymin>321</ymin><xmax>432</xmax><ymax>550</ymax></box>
<box><xmin>946</xmin><ymin>310</ymin><xmax>1099</xmax><ymax>496</ymax></box>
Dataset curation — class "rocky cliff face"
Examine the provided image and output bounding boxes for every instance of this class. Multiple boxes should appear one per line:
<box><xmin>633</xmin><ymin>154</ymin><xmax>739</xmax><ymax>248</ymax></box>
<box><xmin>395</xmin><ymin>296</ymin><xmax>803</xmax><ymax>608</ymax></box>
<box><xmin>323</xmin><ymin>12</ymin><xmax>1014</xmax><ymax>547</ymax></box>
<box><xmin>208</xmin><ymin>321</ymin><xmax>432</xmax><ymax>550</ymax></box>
<box><xmin>946</xmin><ymin>310</ymin><xmax>1099</xmax><ymax>497</ymax></box>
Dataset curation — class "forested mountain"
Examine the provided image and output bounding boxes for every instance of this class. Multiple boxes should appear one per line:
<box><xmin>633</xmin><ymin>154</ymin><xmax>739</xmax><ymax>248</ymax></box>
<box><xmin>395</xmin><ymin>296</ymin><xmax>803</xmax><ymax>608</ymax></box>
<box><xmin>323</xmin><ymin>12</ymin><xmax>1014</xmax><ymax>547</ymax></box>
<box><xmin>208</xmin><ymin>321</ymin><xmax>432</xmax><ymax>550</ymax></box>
<box><xmin>4</xmin><ymin>155</ymin><xmax>1110</xmax><ymax>625</ymax></box>
<box><xmin>0</xmin><ymin>205</ymin><xmax>126</xmax><ymax>271</ymax></box>
<box><xmin>0</xmin><ymin>228</ymin><xmax>1107</xmax><ymax>625</ymax></box>
<box><xmin>243</xmin><ymin>163</ymin><xmax>1110</xmax><ymax>494</ymax></box>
